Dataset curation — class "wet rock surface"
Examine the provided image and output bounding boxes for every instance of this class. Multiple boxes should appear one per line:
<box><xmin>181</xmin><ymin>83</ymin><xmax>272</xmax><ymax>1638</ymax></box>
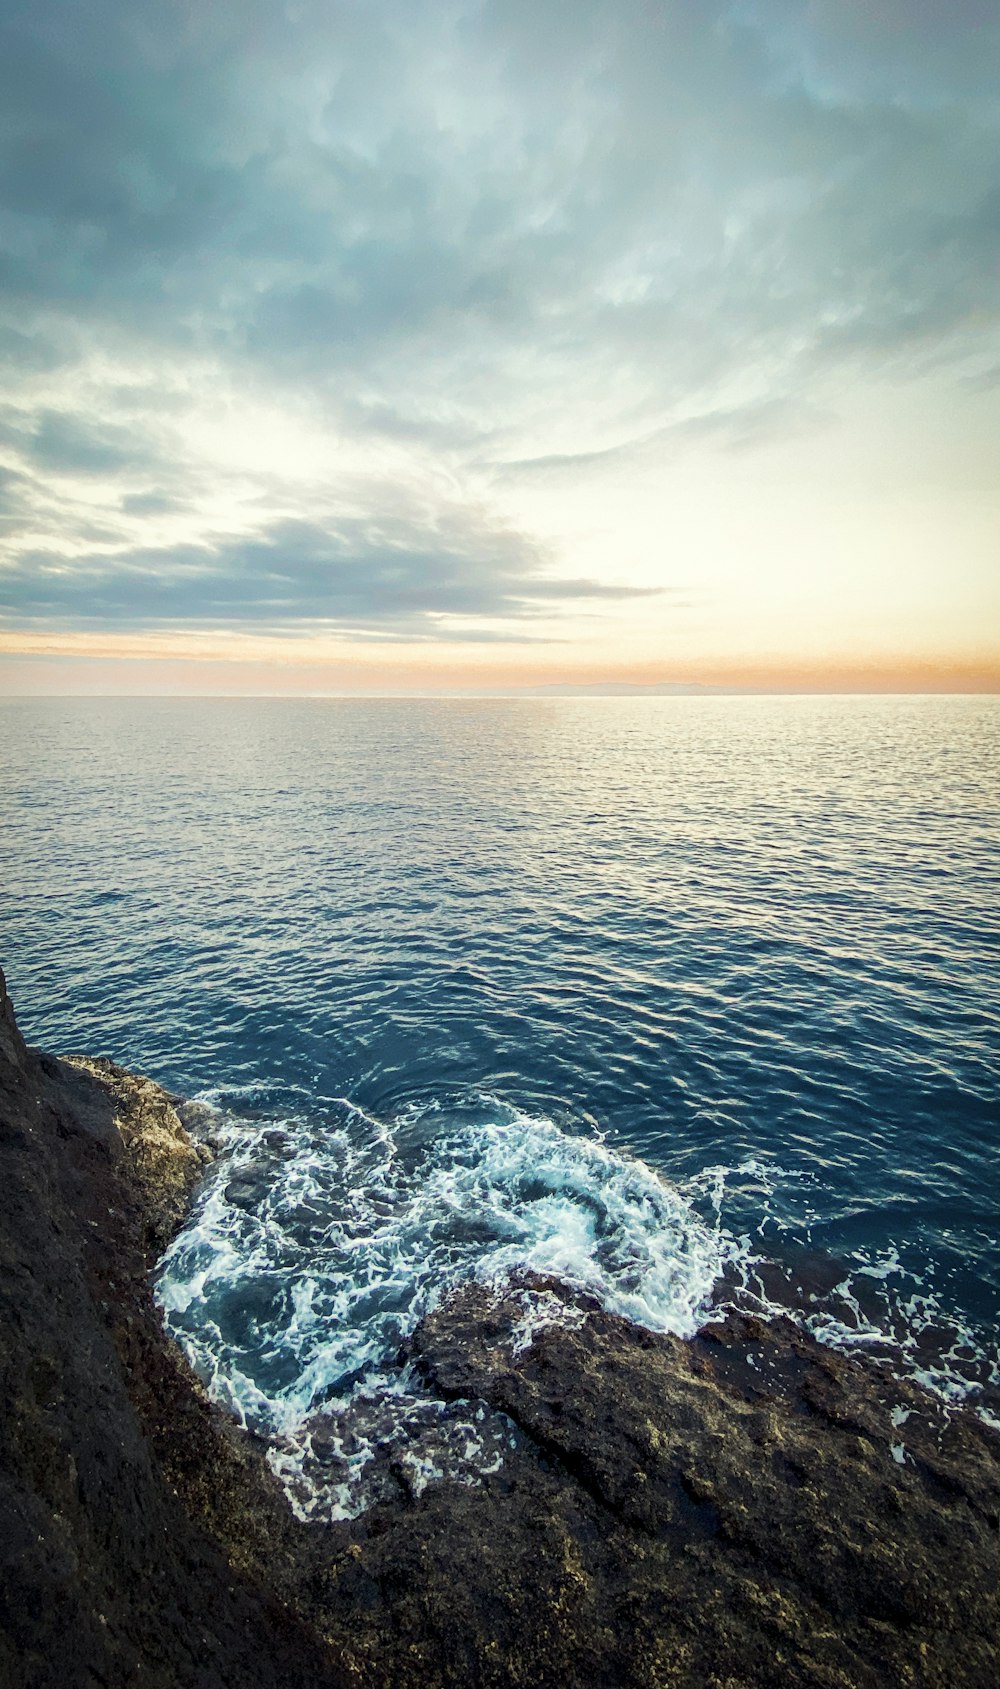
<box><xmin>407</xmin><ymin>1278</ymin><xmax>1000</xmax><ymax>1684</ymax></box>
<box><xmin>0</xmin><ymin>973</ymin><xmax>347</xmax><ymax>1689</ymax></box>
<box><xmin>1</xmin><ymin>966</ymin><xmax>997</xmax><ymax>1688</ymax></box>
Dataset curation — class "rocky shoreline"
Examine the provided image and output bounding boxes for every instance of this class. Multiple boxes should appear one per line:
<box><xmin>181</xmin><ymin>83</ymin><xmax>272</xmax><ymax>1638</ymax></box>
<box><xmin>1</xmin><ymin>968</ymin><xmax>997</xmax><ymax>1688</ymax></box>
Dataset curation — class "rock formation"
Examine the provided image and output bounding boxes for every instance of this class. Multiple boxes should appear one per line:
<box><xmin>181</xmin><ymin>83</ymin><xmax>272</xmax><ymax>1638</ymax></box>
<box><xmin>1</xmin><ymin>966</ymin><xmax>997</xmax><ymax>1687</ymax></box>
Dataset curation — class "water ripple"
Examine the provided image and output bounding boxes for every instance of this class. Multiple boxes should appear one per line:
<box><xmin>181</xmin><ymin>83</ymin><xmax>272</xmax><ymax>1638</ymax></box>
<box><xmin>2</xmin><ymin>694</ymin><xmax>998</xmax><ymax>1437</ymax></box>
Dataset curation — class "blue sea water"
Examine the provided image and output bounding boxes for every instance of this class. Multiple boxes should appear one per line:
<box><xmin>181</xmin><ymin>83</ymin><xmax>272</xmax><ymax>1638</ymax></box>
<box><xmin>2</xmin><ymin>695</ymin><xmax>998</xmax><ymax>1512</ymax></box>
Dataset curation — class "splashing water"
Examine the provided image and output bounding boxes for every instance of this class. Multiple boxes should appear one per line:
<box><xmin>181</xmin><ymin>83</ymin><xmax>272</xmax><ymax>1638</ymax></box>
<box><xmin>156</xmin><ymin>1083</ymin><xmax>999</xmax><ymax>1518</ymax></box>
<box><xmin>155</xmin><ymin>1089</ymin><xmax>742</xmax><ymax>1516</ymax></box>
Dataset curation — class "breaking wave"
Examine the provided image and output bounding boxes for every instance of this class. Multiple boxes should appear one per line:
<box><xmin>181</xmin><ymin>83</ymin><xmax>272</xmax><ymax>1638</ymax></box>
<box><xmin>155</xmin><ymin>1087</ymin><xmax>743</xmax><ymax>1516</ymax></box>
<box><xmin>156</xmin><ymin>1085</ymin><xmax>998</xmax><ymax>1519</ymax></box>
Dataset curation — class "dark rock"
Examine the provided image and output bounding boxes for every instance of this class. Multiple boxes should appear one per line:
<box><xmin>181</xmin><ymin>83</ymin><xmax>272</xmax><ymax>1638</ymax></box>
<box><xmin>224</xmin><ymin>1172</ymin><xmax>270</xmax><ymax>1209</ymax></box>
<box><xmin>0</xmin><ymin>968</ymin><xmax>28</xmax><ymax>1074</ymax></box>
<box><xmin>0</xmin><ymin>969</ymin><xmax>346</xmax><ymax>1689</ymax></box>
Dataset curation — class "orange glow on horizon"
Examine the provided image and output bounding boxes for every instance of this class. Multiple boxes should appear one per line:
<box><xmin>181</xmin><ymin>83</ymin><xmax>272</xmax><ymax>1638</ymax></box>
<box><xmin>0</xmin><ymin>629</ymin><xmax>997</xmax><ymax>695</ymax></box>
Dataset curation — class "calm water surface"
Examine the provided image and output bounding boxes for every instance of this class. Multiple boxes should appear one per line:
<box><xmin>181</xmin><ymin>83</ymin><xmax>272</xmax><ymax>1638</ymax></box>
<box><xmin>2</xmin><ymin>696</ymin><xmax>997</xmax><ymax>1508</ymax></box>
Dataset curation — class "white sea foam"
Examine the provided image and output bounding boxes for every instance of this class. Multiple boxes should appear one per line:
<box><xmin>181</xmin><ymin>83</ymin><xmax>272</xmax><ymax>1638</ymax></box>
<box><xmin>157</xmin><ymin>1088</ymin><xmax>998</xmax><ymax>1520</ymax></box>
<box><xmin>508</xmin><ymin>1288</ymin><xmax>587</xmax><ymax>1356</ymax></box>
<box><xmin>715</xmin><ymin>1230</ymin><xmax>1000</xmax><ymax>1420</ymax></box>
<box><xmin>156</xmin><ymin>1088</ymin><xmax>745</xmax><ymax>1516</ymax></box>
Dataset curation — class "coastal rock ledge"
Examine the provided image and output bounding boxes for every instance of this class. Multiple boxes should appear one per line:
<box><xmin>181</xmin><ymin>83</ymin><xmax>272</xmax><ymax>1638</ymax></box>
<box><xmin>1</xmin><ymin>969</ymin><xmax>997</xmax><ymax>1689</ymax></box>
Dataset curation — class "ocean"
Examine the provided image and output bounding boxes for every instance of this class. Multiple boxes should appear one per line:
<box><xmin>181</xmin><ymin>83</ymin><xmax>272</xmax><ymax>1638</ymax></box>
<box><xmin>2</xmin><ymin>693</ymin><xmax>997</xmax><ymax>1516</ymax></box>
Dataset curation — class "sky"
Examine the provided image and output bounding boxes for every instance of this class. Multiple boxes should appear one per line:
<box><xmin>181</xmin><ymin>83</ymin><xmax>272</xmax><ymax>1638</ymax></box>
<box><xmin>0</xmin><ymin>0</ymin><xmax>998</xmax><ymax>694</ymax></box>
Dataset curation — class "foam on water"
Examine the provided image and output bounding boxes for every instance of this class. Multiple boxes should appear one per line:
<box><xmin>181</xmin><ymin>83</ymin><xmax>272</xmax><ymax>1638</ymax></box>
<box><xmin>156</xmin><ymin>1088</ymin><xmax>743</xmax><ymax>1517</ymax></box>
<box><xmin>707</xmin><ymin>1201</ymin><xmax>1000</xmax><ymax>1421</ymax></box>
<box><xmin>156</xmin><ymin>1085</ymin><xmax>998</xmax><ymax>1518</ymax></box>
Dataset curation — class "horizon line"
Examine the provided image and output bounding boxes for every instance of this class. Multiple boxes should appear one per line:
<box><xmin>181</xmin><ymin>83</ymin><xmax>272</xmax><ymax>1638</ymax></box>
<box><xmin>2</xmin><ymin>687</ymin><xmax>998</xmax><ymax>700</ymax></box>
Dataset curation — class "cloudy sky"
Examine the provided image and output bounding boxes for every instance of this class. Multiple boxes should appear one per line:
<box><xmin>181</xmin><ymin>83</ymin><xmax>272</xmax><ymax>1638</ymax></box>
<box><xmin>0</xmin><ymin>0</ymin><xmax>998</xmax><ymax>693</ymax></box>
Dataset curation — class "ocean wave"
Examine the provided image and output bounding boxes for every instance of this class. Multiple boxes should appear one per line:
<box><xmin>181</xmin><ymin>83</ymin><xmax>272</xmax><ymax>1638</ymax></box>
<box><xmin>156</xmin><ymin>1088</ymin><xmax>745</xmax><ymax>1515</ymax></box>
<box><xmin>156</xmin><ymin>1086</ymin><xmax>998</xmax><ymax>1520</ymax></box>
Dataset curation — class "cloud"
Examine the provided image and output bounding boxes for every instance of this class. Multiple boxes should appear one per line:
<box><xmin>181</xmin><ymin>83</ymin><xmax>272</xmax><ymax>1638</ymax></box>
<box><xmin>0</xmin><ymin>0</ymin><xmax>997</xmax><ymax>639</ymax></box>
<box><xmin>24</xmin><ymin>412</ymin><xmax>156</xmax><ymax>476</ymax></box>
<box><xmin>119</xmin><ymin>491</ymin><xmax>187</xmax><ymax>516</ymax></box>
<box><xmin>4</xmin><ymin>2</ymin><xmax>996</xmax><ymax>378</ymax></box>
<box><xmin>0</xmin><ymin>511</ymin><xmax>655</xmax><ymax>636</ymax></box>
<box><xmin>495</xmin><ymin>394</ymin><xmax>831</xmax><ymax>476</ymax></box>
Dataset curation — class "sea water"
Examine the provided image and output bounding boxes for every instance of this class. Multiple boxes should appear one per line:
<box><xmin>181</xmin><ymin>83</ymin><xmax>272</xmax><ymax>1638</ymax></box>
<box><xmin>2</xmin><ymin>695</ymin><xmax>997</xmax><ymax>1514</ymax></box>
